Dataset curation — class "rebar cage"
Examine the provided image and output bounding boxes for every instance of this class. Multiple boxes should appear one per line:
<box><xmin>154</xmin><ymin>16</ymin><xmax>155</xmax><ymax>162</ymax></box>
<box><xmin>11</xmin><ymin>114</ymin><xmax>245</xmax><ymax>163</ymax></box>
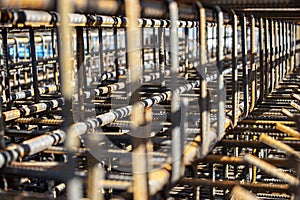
<box><xmin>0</xmin><ymin>0</ymin><xmax>300</xmax><ymax>199</ymax></box>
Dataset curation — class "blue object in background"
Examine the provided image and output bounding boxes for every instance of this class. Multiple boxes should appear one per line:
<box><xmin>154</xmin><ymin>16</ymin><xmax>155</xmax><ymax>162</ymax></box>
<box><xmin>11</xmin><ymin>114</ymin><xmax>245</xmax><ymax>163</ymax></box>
<box><xmin>9</xmin><ymin>43</ymin><xmax>53</xmax><ymax>60</ymax></box>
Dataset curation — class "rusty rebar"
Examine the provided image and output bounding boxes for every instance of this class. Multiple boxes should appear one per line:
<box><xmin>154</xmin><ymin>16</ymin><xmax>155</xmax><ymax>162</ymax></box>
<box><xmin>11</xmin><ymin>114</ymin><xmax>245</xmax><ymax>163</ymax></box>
<box><xmin>243</xmin><ymin>154</ymin><xmax>299</xmax><ymax>186</ymax></box>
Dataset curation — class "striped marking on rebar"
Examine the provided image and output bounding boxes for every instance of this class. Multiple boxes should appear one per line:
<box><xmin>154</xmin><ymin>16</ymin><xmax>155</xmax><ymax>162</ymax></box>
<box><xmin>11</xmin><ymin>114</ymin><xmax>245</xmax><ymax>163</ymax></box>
<box><xmin>0</xmin><ymin>130</ymin><xmax>65</xmax><ymax>168</ymax></box>
<box><xmin>3</xmin><ymin>98</ymin><xmax>64</xmax><ymax>121</ymax></box>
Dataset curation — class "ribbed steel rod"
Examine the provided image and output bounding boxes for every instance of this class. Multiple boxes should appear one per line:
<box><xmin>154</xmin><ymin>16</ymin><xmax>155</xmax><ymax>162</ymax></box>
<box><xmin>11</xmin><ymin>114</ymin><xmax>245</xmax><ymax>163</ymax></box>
<box><xmin>259</xmin><ymin>133</ymin><xmax>300</xmax><ymax>159</ymax></box>
<box><xmin>243</xmin><ymin>154</ymin><xmax>299</xmax><ymax>186</ymax></box>
<box><xmin>70</xmin><ymin>79</ymin><xmax>200</xmax><ymax>137</ymax></box>
<box><xmin>1</xmin><ymin>9</ymin><xmax>199</xmax><ymax>28</ymax></box>
<box><xmin>3</xmin><ymin>98</ymin><xmax>64</xmax><ymax>121</ymax></box>
<box><xmin>73</xmin><ymin>67</ymin><xmax>185</xmax><ymax>101</ymax></box>
<box><xmin>1</xmin><ymin>85</ymin><xmax>58</xmax><ymax>104</ymax></box>
<box><xmin>0</xmin><ymin>129</ymin><xmax>65</xmax><ymax>168</ymax></box>
<box><xmin>230</xmin><ymin>186</ymin><xmax>257</xmax><ymax>200</ymax></box>
<box><xmin>276</xmin><ymin>123</ymin><xmax>300</xmax><ymax>138</ymax></box>
<box><xmin>180</xmin><ymin>177</ymin><xmax>291</xmax><ymax>193</ymax></box>
<box><xmin>15</xmin><ymin>118</ymin><xmax>63</xmax><ymax>125</ymax></box>
<box><xmin>291</xmin><ymin>101</ymin><xmax>300</xmax><ymax>112</ymax></box>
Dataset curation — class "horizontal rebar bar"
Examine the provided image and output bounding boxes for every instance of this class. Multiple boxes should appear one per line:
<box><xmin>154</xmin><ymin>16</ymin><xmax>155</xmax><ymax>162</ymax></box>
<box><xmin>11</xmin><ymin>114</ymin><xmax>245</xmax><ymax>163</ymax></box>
<box><xmin>3</xmin><ymin>98</ymin><xmax>64</xmax><ymax>121</ymax></box>
<box><xmin>1</xmin><ymin>85</ymin><xmax>59</xmax><ymax>104</ymax></box>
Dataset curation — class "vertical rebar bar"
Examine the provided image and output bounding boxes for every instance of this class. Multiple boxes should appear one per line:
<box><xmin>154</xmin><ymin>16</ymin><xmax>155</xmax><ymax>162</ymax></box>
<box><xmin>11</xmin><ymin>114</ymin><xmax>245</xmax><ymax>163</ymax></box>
<box><xmin>141</xmin><ymin>28</ymin><xmax>145</xmax><ymax>75</ymax></box>
<box><xmin>274</xmin><ymin>21</ymin><xmax>279</xmax><ymax>88</ymax></box>
<box><xmin>167</xmin><ymin>0</ymin><xmax>183</xmax><ymax>184</ymax></box>
<box><xmin>125</xmin><ymin>0</ymin><xmax>149</xmax><ymax>199</ymax></box>
<box><xmin>269</xmin><ymin>19</ymin><xmax>274</xmax><ymax>93</ymax></box>
<box><xmin>264</xmin><ymin>19</ymin><xmax>270</xmax><ymax>98</ymax></box>
<box><xmin>59</xmin><ymin>0</ymin><xmax>74</xmax><ymax>129</ymax></box>
<box><xmin>114</xmin><ymin>27</ymin><xmax>119</xmax><ymax>81</ymax></box>
<box><xmin>216</xmin><ymin>6</ymin><xmax>225</xmax><ymax>139</ymax></box>
<box><xmin>282</xmin><ymin>22</ymin><xmax>286</xmax><ymax>77</ymax></box>
<box><xmin>241</xmin><ymin>15</ymin><xmax>249</xmax><ymax>117</ymax></box>
<box><xmin>98</xmin><ymin>27</ymin><xmax>104</xmax><ymax>75</ymax></box>
<box><xmin>76</xmin><ymin>27</ymin><xmax>85</xmax><ymax>122</ymax></box>
<box><xmin>1</xmin><ymin>28</ymin><xmax>11</xmax><ymax>108</ymax></box>
<box><xmin>192</xmin><ymin>162</ymin><xmax>200</xmax><ymax>200</ymax></box>
<box><xmin>293</xmin><ymin>24</ymin><xmax>297</xmax><ymax>71</ymax></box>
<box><xmin>231</xmin><ymin>10</ymin><xmax>238</xmax><ymax>126</ymax></box>
<box><xmin>29</xmin><ymin>28</ymin><xmax>40</xmax><ymax>103</ymax></box>
<box><xmin>258</xmin><ymin>18</ymin><xmax>264</xmax><ymax>104</ymax></box>
<box><xmin>171</xmin><ymin>98</ymin><xmax>187</xmax><ymax>183</ymax></box>
<box><xmin>88</xmin><ymin>160</ymin><xmax>104</xmax><ymax>200</ymax></box>
<box><xmin>197</xmin><ymin>2</ymin><xmax>209</xmax><ymax>157</ymax></box>
<box><xmin>0</xmin><ymin>85</ymin><xmax>5</xmax><ymax>149</ymax></box>
<box><xmin>250</xmin><ymin>16</ymin><xmax>256</xmax><ymax>112</ymax></box>
<box><xmin>285</xmin><ymin>22</ymin><xmax>288</xmax><ymax>75</ymax></box>
<box><xmin>279</xmin><ymin>21</ymin><xmax>283</xmax><ymax>83</ymax></box>
<box><xmin>289</xmin><ymin>23</ymin><xmax>293</xmax><ymax>73</ymax></box>
<box><xmin>290</xmin><ymin>23</ymin><xmax>294</xmax><ymax>72</ymax></box>
<box><xmin>58</xmin><ymin>0</ymin><xmax>81</xmax><ymax>199</ymax></box>
<box><xmin>185</xmin><ymin>27</ymin><xmax>189</xmax><ymax>78</ymax></box>
<box><xmin>158</xmin><ymin>27</ymin><xmax>166</xmax><ymax>86</ymax></box>
<box><xmin>153</xmin><ymin>28</ymin><xmax>157</xmax><ymax>73</ymax></box>
<box><xmin>53</xmin><ymin>28</ymin><xmax>60</xmax><ymax>85</ymax></box>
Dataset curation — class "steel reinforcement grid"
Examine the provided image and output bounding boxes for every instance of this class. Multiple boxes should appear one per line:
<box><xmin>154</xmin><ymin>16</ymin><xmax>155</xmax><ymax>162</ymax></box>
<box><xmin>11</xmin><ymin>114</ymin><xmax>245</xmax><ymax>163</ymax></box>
<box><xmin>0</xmin><ymin>0</ymin><xmax>300</xmax><ymax>199</ymax></box>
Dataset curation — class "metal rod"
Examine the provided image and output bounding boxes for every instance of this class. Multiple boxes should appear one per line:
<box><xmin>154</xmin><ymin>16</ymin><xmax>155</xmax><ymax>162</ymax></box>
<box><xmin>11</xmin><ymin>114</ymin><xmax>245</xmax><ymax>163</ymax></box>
<box><xmin>98</xmin><ymin>27</ymin><xmax>104</xmax><ymax>75</ymax></box>
<box><xmin>279</xmin><ymin>21</ymin><xmax>283</xmax><ymax>83</ymax></box>
<box><xmin>125</xmin><ymin>0</ymin><xmax>149</xmax><ymax>199</ymax></box>
<box><xmin>158</xmin><ymin>27</ymin><xmax>166</xmax><ymax>87</ymax></box>
<box><xmin>168</xmin><ymin>0</ymin><xmax>182</xmax><ymax>184</ymax></box>
<box><xmin>3</xmin><ymin>98</ymin><xmax>64</xmax><ymax>122</ymax></box>
<box><xmin>0</xmin><ymin>129</ymin><xmax>65</xmax><ymax>168</ymax></box>
<box><xmin>258</xmin><ymin>18</ymin><xmax>264</xmax><ymax>103</ymax></box>
<box><xmin>1</xmin><ymin>85</ymin><xmax>58</xmax><ymax>104</ymax></box>
<box><xmin>232</xmin><ymin>10</ymin><xmax>239</xmax><ymax>126</ymax></box>
<box><xmin>274</xmin><ymin>21</ymin><xmax>279</xmax><ymax>88</ymax></box>
<box><xmin>250</xmin><ymin>16</ymin><xmax>256</xmax><ymax>112</ymax></box>
<box><xmin>215</xmin><ymin>6</ymin><xmax>225</xmax><ymax>139</ymax></box>
<box><xmin>264</xmin><ymin>19</ymin><xmax>270</xmax><ymax>98</ymax></box>
<box><xmin>276</xmin><ymin>123</ymin><xmax>300</xmax><ymax>138</ymax></box>
<box><xmin>198</xmin><ymin>154</ymin><xmax>295</xmax><ymax>168</ymax></box>
<box><xmin>259</xmin><ymin>133</ymin><xmax>300</xmax><ymax>159</ymax></box>
<box><xmin>243</xmin><ymin>154</ymin><xmax>299</xmax><ymax>186</ymax></box>
<box><xmin>285</xmin><ymin>22</ymin><xmax>289</xmax><ymax>75</ymax></box>
<box><xmin>1</xmin><ymin>28</ymin><xmax>11</xmax><ymax>108</ymax></box>
<box><xmin>180</xmin><ymin>177</ymin><xmax>291</xmax><ymax>193</ymax></box>
<box><xmin>0</xmin><ymin>87</ymin><xmax>5</xmax><ymax>149</ymax></box>
<box><xmin>291</xmin><ymin>101</ymin><xmax>300</xmax><ymax>112</ymax></box>
<box><xmin>74</xmin><ymin>65</ymin><xmax>185</xmax><ymax>99</ymax></box>
<box><xmin>29</xmin><ymin>28</ymin><xmax>40</xmax><ymax>103</ymax></box>
<box><xmin>141</xmin><ymin>28</ymin><xmax>145</xmax><ymax>75</ymax></box>
<box><xmin>230</xmin><ymin>186</ymin><xmax>257</xmax><ymax>200</ymax></box>
<box><xmin>241</xmin><ymin>14</ymin><xmax>249</xmax><ymax>117</ymax></box>
<box><xmin>269</xmin><ymin>19</ymin><xmax>274</xmax><ymax>93</ymax></box>
<box><xmin>293</xmin><ymin>23</ymin><xmax>297</xmax><ymax>71</ymax></box>
<box><xmin>76</xmin><ymin>27</ymin><xmax>85</xmax><ymax>122</ymax></box>
<box><xmin>14</xmin><ymin>118</ymin><xmax>63</xmax><ymax>125</ymax></box>
<box><xmin>152</xmin><ymin>28</ymin><xmax>157</xmax><ymax>73</ymax></box>
<box><xmin>58</xmin><ymin>1</ymin><xmax>81</xmax><ymax>199</ymax></box>
<box><xmin>114</xmin><ymin>27</ymin><xmax>119</xmax><ymax>81</ymax></box>
<box><xmin>198</xmin><ymin>2</ymin><xmax>210</xmax><ymax>157</ymax></box>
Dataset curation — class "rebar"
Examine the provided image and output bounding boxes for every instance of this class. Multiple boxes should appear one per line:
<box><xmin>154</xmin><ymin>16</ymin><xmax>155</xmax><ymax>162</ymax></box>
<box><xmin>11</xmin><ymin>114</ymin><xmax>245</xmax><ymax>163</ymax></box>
<box><xmin>0</xmin><ymin>1</ymin><xmax>300</xmax><ymax>199</ymax></box>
